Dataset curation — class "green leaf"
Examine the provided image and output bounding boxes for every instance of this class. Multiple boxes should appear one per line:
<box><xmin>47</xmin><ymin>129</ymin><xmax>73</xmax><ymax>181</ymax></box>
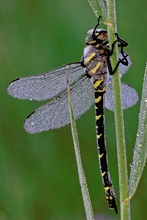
<box><xmin>129</xmin><ymin>63</ymin><xmax>147</xmax><ymax>198</ymax></box>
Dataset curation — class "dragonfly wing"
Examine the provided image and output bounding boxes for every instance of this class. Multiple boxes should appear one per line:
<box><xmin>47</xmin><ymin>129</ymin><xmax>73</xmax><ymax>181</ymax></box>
<box><xmin>105</xmin><ymin>82</ymin><xmax>138</xmax><ymax>111</ymax></box>
<box><xmin>7</xmin><ymin>63</ymin><xmax>85</xmax><ymax>101</ymax></box>
<box><xmin>24</xmin><ymin>76</ymin><xmax>94</xmax><ymax>134</ymax></box>
<box><xmin>121</xmin><ymin>83</ymin><xmax>139</xmax><ymax>109</ymax></box>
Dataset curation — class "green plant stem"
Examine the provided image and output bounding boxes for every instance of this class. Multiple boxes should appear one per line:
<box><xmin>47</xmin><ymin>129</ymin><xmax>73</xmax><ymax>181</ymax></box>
<box><xmin>87</xmin><ymin>0</ymin><xmax>107</xmax><ymax>19</ymax></box>
<box><xmin>106</xmin><ymin>1</ymin><xmax>130</xmax><ymax>219</ymax></box>
<box><xmin>67</xmin><ymin>78</ymin><xmax>94</xmax><ymax>220</ymax></box>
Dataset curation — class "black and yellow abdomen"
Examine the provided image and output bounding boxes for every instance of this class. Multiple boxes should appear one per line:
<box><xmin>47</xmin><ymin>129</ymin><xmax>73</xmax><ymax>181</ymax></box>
<box><xmin>94</xmin><ymin>78</ymin><xmax>117</xmax><ymax>213</ymax></box>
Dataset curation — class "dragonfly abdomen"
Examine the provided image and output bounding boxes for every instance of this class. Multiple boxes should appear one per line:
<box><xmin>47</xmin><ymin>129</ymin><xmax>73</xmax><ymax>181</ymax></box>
<box><xmin>94</xmin><ymin>79</ymin><xmax>118</xmax><ymax>214</ymax></box>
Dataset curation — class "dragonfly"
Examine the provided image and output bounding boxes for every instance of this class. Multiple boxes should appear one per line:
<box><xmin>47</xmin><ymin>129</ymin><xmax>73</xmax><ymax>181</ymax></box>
<box><xmin>7</xmin><ymin>17</ymin><xmax>138</xmax><ymax>214</ymax></box>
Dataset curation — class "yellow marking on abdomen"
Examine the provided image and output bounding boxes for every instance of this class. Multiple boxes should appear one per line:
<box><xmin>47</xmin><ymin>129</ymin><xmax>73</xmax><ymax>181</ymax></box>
<box><xmin>93</xmin><ymin>79</ymin><xmax>103</xmax><ymax>89</ymax></box>
<box><xmin>97</xmin><ymin>87</ymin><xmax>106</xmax><ymax>93</ymax></box>
<box><xmin>102</xmin><ymin>171</ymin><xmax>106</xmax><ymax>176</ymax></box>
<box><xmin>99</xmin><ymin>152</ymin><xmax>104</xmax><ymax>158</ymax></box>
<box><xmin>104</xmin><ymin>186</ymin><xmax>110</xmax><ymax>191</ymax></box>
<box><xmin>96</xmin><ymin>115</ymin><xmax>102</xmax><ymax>120</ymax></box>
<box><xmin>85</xmin><ymin>52</ymin><xmax>96</xmax><ymax>63</ymax></box>
<box><xmin>97</xmin><ymin>134</ymin><xmax>102</xmax><ymax>139</ymax></box>
<box><xmin>91</xmin><ymin>62</ymin><xmax>101</xmax><ymax>74</ymax></box>
<box><xmin>95</xmin><ymin>96</ymin><xmax>102</xmax><ymax>103</ymax></box>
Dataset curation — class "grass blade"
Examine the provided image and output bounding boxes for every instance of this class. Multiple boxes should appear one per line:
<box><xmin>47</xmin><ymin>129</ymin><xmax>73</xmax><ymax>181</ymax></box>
<box><xmin>66</xmin><ymin>73</ymin><xmax>94</xmax><ymax>220</ymax></box>
<box><xmin>129</xmin><ymin>63</ymin><xmax>147</xmax><ymax>198</ymax></box>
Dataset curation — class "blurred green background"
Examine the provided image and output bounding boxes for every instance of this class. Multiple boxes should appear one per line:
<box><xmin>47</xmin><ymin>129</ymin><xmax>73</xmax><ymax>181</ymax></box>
<box><xmin>0</xmin><ymin>0</ymin><xmax>147</xmax><ymax>219</ymax></box>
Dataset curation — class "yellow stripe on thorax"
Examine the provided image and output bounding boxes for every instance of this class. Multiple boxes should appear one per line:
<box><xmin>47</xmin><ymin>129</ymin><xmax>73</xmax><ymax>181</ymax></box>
<box><xmin>91</xmin><ymin>62</ymin><xmax>101</xmax><ymax>74</ymax></box>
<box><xmin>85</xmin><ymin>52</ymin><xmax>96</xmax><ymax>63</ymax></box>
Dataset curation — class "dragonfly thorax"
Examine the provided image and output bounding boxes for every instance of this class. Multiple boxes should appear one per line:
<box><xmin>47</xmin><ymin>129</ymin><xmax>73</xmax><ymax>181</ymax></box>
<box><xmin>83</xmin><ymin>43</ymin><xmax>108</xmax><ymax>81</ymax></box>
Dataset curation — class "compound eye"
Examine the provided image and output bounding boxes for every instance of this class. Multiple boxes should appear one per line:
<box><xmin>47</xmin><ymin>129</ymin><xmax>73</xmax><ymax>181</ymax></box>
<box><xmin>97</xmin><ymin>31</ymin><xmax>108</xmax><ymax>41</ymax></box>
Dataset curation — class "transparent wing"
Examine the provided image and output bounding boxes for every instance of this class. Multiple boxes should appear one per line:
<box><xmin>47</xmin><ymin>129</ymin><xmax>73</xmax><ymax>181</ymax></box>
<box><xmin>7</xmin><ymin>63</ymin><xmax>85</xmax><ymax>101</ymax></box>
<box><xmin>105</xmin><ymin>82</ymin><xmax>139</xmax><ymax>111</ymax></box>
<box><xmin>24</xmin><ymin>76</ymin><xmax>94</xmax><ymax>134</ymax></box>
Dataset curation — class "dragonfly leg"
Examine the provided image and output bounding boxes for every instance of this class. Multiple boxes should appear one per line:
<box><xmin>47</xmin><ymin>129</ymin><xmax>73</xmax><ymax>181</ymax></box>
<box><xmin>107</xmin><ymin>52</ymin><xmax>129</xmax><ymax>75</ymax></box>
<box><xmin>107</xmin><ymin>33</ymin><xmax>129</xmax><ymax>75</ymax></box>
<box><xmin>110</xmin><ymin>33</ymin><xmax>128</xmax><ymax>56</ymax></box>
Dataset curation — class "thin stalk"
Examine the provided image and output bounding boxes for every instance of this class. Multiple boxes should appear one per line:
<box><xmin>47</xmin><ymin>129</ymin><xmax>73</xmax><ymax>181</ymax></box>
<box><xmin>87</xmin><ymin>0</ymin><xmax>107</xmax><ymax>19</ymax></box>
<box><xmin>66</xmin><ymin>74</ymin><xmax>94</xmax><ymax>220</ymax></box>
<box><xmin>106</xmin><ymin>1</ymin><xmax>130</xmax><ymax>219</ymax></box>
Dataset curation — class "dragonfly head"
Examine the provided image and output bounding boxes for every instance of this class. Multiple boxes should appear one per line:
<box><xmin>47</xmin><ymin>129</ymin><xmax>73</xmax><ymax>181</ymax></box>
<box><xmin>86</xmin><ymin>29</ymin><xmax>108</xmax><ymax>45</ymax></box>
